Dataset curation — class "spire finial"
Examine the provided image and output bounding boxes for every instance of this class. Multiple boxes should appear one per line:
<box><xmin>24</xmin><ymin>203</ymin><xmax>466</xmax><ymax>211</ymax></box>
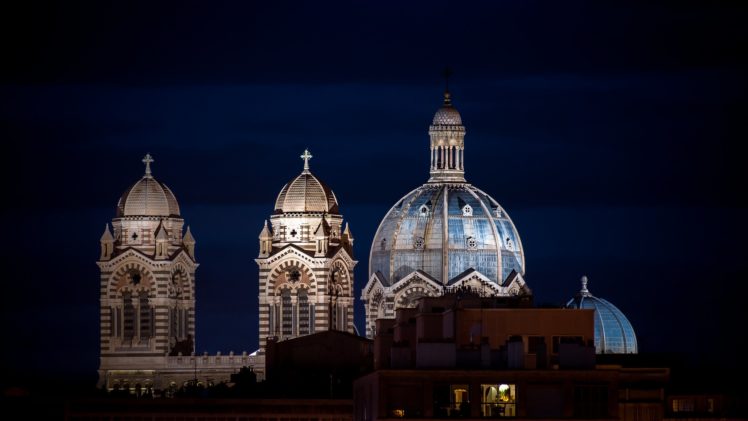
<box><xmin>580</xmin><ymin>275</ymin><xmax>591</xmax><ymax>296</ymax></box>
<box><xmin>142</xmin><ymin>153</ymin><xmax>154</xmax><ymax>177</ymax></box>
<box><xmin>300</xmin><ymin>149</ymin><xmax>313</xmax><ymax>173</ymax></box>
<box><xmin>443</xmin><ymin>67</ymin><xmax>453</xmax><ymax>105</ymax></box>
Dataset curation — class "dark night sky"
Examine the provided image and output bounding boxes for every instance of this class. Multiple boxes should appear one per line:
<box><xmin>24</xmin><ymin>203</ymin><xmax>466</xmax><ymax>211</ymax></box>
<box><xmin>1</xmin><ymin>1</ymin><xmax>746</xmax><ymax>383</ymax></box>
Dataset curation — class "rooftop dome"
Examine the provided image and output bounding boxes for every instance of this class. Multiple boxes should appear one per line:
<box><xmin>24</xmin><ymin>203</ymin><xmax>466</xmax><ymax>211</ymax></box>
<box><xmin>369</xmin><ymin>91</ymin><xmax>524</xmax><ymax>286</ymax></box>
<box><xmin>431</xmin><ymin>92</ymin><xmax>463</xmax><ymax>125</ymax></box>
<box><xmin>566</xmin><ymin>276</ymin><xmax>638</xmax><ymax>354</ymax></box>
<box><xmin>116</xmin><ymin>154</ymin><xmax>180</xmax><ymax>217</ymax></box>
<box><xmin>370</xmin><ymin>184</ymin><xmax>524</xmax><ymax>286</ymax></box>
<box><xmin>274</xmin><ymin>149</ymin><xmax>339</xmax><ymax>214</ymax></box>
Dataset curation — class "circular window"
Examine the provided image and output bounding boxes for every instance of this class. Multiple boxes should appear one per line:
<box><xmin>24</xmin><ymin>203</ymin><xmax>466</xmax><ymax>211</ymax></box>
<box><xmin>288</xmin><ymin>269</ymin><xmax>301</xmax><ymax>283</ymax></box>
<box><xmin>414</xmin><ymin>237</ymin><xmax>425</xmax><ymax>250</ymax></box>
<box><xmin>466</xmin><ymin>236</ymin><xmax>477</xmax><ymax>250</ymax></box>
<box><xmin>128</xmin><ymin>269</ymin><xmax>142</xmax><ymax>285</ymax></box>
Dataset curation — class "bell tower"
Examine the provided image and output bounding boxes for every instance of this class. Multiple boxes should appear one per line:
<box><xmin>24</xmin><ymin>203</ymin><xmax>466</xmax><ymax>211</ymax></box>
<box><xmin>97</xmin><ymin>154</ymin><xmax>198</xmax><ymax>388</ymax></box>
<box><xmin>255</xmin><ymin>150</ymin><xmax>356</xmax><ymax>376</ymax></box>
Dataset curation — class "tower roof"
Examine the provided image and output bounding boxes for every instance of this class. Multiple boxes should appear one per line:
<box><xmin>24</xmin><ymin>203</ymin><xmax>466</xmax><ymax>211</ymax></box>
<box><xmin>117</xmin><ymin>154</ymin><xmax>181</xmax><ymax>217</ymax></box>
<box><xmin>566</xmin><ymin>276</ymin><xmax>638</xmax><ymax>354</ymax></box>
<box><xmin>432</xmin><ymin>91</ymin><xmax>463</xmax><ymax>125</ymax></box>
<box><xmin>274</xmin><ymin>150</ymin><xmax>339</xmax><ymax>214</ymax></box>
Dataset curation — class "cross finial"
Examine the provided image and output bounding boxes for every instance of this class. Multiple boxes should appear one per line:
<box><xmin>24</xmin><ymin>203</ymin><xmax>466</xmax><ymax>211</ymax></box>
<box><xmin>142</xmin><ymin>153</ymin><xmax>154</xmax><ymax>177</ymax></box>
<box><xmin>300</xmin><ymin>149</ymin><xmax>313</xmax><ymax>173</ymax></box>
<box><xmin>443</xmin><ymin>67</ymin><xmax>453</xmax><ymax>105</ymax></box>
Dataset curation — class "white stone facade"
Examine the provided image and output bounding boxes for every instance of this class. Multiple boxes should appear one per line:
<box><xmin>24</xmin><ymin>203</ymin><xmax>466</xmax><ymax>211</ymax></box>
<box><xmin>255</xmin><ymin>150</ymin><xmax>357</xmax><ymax>376</ymax></box>
<box><xmin>98</xmin><ymin>155</ymin><xmax>248</xmax><ymax>392</ymax></box>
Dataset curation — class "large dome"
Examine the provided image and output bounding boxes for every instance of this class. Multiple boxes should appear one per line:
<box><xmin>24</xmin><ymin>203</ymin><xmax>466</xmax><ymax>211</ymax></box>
<box><xmin>274</xmin><ymin>149</ymin><xmax>339</xmax><ymax>214</ymax></box>
<box><xmin>368</xmin><ymin>91</ymin><xmax>525</xmax><ymax>287</ymax></box>
<box><xmin>116</xmin><ymin>154</ymin><xmax>180</xmax><ymax>217</ymax></box>
<box><xmin>369</xmin><ymin>184</ymin><xmax>524</xmax><ymax>287</ymax></box>
<box><xmin>566</xmin><ymin>277</ymin><xmax>638</xmax><ymax>354</ymax></box>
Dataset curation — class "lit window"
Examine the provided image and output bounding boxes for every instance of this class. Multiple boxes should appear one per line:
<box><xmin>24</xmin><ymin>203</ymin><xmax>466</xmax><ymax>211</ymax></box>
<box><xmin>391</xmin><ymin>409</ymin><xmax>405</xmax><ymax>418</ymax></box>
<box><xmin>481</xmin><ymin>384</ymin><xmax>516</xmax><ymax>417</ymax></box>
<box><xmin>672</xmin><ymin>399</ymin><xmax>695</xmax><ymax>413</ymax></box>
<box><xmin>451</xmin><ymin>384</ymin><xmax>470</xmax><ymax>417</ymax></box>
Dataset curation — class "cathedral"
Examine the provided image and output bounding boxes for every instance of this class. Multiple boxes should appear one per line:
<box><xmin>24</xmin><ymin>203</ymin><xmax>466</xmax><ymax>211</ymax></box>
<box><xmin>97</xmin><ymin>89</ymin><xmax>637</xmax><ymax>393</ymax></box>
<box><xmin>361</xmin><ymin>91</ymin><xmax>530</xmax><ymax>338</ymax></box>
<box><xmin>255</xmin><ymin>149</ymin><xmax>357</xmax><ymax>371</ymax></box>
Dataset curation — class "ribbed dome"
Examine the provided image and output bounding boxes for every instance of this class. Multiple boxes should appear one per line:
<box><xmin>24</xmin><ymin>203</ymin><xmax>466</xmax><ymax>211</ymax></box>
<box><xmin>432</xmin><ymin>105</ymin><xmax>462</xmax><ymax>125</ymax></box>
<box><xmin>116</xmin><ymin>155</ymin><xmax>180</xmax><ymax>217</ymax></box>
<box><xmin>369</xmin><ymin>183</ymin><xmax>524</xmax><ymax>286</ymax></box>
<box><xmin>117</xmin><ymin>177</ymin><xmax>180</xmax><ymax>217</ymax></box>
<box><xmin>274</xmin><ymin>172</ymin><xmax>339</xmax><ymax>214</ymax></box>
<box><xmin>566</xmin><ymin>277</ymin><xmax>638</xmax><ymax>354</ymax></box>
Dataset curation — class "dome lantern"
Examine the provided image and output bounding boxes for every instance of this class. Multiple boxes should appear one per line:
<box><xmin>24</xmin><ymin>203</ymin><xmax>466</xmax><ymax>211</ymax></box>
<box><xmin>429</xmin><ymin>91</ymin><xmax>466</xmax><ymax>183</ymax></box>
<box><xmin>362</xmin><ymin>87</ymin><xmax>528</xmax><ymax>338</ymax></box>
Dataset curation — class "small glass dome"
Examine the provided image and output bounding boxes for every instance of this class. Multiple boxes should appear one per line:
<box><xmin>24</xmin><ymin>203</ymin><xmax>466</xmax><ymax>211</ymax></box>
<box><xmin>566</xmin><ymin>276</ymin><xmax>638</xmax><ymax>354</ymax></box>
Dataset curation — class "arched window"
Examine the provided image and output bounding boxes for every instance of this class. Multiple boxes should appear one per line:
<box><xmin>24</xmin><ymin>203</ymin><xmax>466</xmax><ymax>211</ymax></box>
<box><xmin>123</xmin><ymin>291</ymin><xmax>135</xmax><ymax>340</ymax></box>
<box><xmin>298</xmin><ymin>289</ymin><xmax>310</xmax><ymax>335</ymax></box>
<box><xmin>337</xmin><ymin>302</ymin><xmax>347</xmax><ymax>331</ymax></box>
<box><xmin>281</xmin><ymin>290</ymin><xmax>293</xmax><ymax>336</ymax></box>
<box><xmin>139</xmin><ymin>291</ymin><xmax>153</xmax><ymax>340</ymax></box>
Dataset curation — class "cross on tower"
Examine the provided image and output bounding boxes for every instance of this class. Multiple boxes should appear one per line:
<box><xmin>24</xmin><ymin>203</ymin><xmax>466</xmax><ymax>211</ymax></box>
<box><xmin>142</xmin><ymin>153</ymin><xmax>154</xmax><ymax>176</ymax></box>
<box><xmin>300</xmin><ymin>149</ymin><xmax>313</xmax><ymax>173</ymax></box>
<box><xmin>443</xmin><ymin>66</ymin><xmax>453</xmax><ymax>91</ymax></box>
<box><xmin>442</xmin><ymin>67</ymin><xmax>453</xmax><ymax>105</ymax></box>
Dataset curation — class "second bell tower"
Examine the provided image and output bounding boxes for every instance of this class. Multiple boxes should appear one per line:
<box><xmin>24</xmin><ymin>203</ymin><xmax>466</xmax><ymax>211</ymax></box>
<box><xmin>255</xmin><ymin>150</ymin><xmax>356</xmax><ymax>375</ymax></box>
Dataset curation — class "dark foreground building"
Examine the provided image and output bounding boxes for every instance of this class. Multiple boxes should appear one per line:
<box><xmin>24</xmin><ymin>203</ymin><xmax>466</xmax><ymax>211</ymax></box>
<box><xmin>353</xmin><ymin>293</ymin><xmax>669</xmax><ymax>421</ymax></box>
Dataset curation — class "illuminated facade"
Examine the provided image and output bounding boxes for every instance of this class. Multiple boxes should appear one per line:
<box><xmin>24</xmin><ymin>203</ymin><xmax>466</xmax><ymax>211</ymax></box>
<box><xmin>255</xmin><ymin>150</ymin><xmax>356</xmax><ymax>375</ymax></box>
<box><xmin>97</xmin><ymin>155</ymin><xmax>252</xmax><ymax>392</ymax></box>
<box><xmin>361</xmin><ymin>92</ymin><xmax>530</xmax><ymax>338</ymax></box>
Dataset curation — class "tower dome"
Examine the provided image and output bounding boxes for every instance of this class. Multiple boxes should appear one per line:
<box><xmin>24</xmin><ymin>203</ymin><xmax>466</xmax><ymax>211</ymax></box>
<box><xmin>566</xmin><ymin>276</ymin><xmax>638</xmax><ymax>354</ymax></box>
<box><xmin>432</xmin><ymin>92</ymin><xmax>463</xmax><ymax>125</ymax></box>
<box><xmin>274</xmin><ymin>149</ymin><xmax>339</xmax><ymax>214</ymax></box>
<box><xmin>117</xmin><ymin>154</ymin><xmax>180</xmax><ymax>217</ymax></box>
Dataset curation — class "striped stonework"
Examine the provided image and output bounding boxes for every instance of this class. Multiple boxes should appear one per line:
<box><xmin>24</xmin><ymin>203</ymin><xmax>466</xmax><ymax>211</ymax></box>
<box><xmin>97</xmin><ymin>214</ymin><xmax>199</xmax><ymax>388</ymax></box>
<box><xmin>255</xmin><ymin>162</ymin><xmax>357</xmax><ymax>377</ymax></box>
